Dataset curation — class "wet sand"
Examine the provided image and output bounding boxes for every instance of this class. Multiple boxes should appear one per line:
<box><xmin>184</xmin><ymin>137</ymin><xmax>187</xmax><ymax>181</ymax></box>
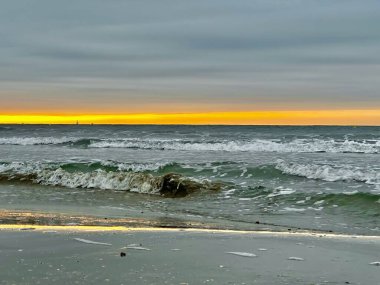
<box><xmin>0</xmin><ymin>226</ymin><xmax>379</xmax><ymax>285</ymax></box>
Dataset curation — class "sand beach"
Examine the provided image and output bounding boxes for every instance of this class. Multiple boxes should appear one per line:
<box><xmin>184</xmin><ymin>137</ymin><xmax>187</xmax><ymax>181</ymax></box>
<box><xmin>1</xmin><ymin>225</ymin><xmax>379</xmax><ymax>285</ymax></box>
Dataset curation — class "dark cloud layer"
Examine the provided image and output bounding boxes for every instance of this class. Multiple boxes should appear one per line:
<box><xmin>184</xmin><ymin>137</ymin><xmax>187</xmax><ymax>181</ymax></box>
<box><xmin>0</xmin><ymin>0</ymin><xmax>379</xmax><ymax>112</ymax></box>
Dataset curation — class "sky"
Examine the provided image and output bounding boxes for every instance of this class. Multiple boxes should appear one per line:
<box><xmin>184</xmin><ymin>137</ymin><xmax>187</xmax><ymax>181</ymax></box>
<box><xmin>0</xmin><ymin>0</ymin><xmax>380</xmax><ymax>124</ymax></box>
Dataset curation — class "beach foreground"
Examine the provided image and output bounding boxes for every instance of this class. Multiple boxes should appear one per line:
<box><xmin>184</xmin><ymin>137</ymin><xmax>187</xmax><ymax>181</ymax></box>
<box><xmin>0</xmin><ymin>227</ymin><xmax>379</xmax><ymax>285</ymax></box>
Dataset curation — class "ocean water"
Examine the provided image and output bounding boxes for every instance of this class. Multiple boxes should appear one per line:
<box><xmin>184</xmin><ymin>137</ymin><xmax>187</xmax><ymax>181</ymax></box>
<box><xmin>0</xmin><ymin>125</ymin><xmax>379</xmax><ymax>235</ymax></box>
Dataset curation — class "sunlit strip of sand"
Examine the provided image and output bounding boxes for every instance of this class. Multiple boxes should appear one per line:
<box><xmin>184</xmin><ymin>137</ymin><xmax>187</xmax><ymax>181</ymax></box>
<box><xmin>1</xmin><ymin>224</ymin><xmax>380</xmax><ymax>240</ymax></box>
<box><xmin>1</xmin><ymin>109</ymin><xmax>380</xmax><ymax>125</ymax></box>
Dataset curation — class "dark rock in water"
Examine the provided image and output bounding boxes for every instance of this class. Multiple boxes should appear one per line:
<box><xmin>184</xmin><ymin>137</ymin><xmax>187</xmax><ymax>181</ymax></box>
<box><xmin>159</xmin><ymin>173</ymin><xmax>221</xmax><ymax>198</ymax></box>
<box><xmin>255</xmin><ymin>185</ymin><xmax>265</xmax><ymax>190</ymax></box>
<box><xmin>120</xmin><ymin>252</ymin><xmax>126</xmax><ymax>257</ymax></box>
<box><xmin>255</xmin><ymin>221</ymin><xmax>260</xmax><ymax>224</ymax></box>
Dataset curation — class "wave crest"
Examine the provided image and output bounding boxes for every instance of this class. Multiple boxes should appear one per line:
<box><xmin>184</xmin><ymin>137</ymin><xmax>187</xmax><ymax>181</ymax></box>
<box><xmin>88</xmin><ymin>138</ymin><xmax>380</xmax><ymax>153</ymax></box>
<box><xmin>0</xmin><ymin>137</ymin><xmax>379</xmax><ymax>153</ymax></box>
<box><xmin>275</xmin><ymin>160</ymin><xmax>380</xmax><ymax>185</ymax></box>
<box><xmin>0</xmin><ymin>137</ymin><xmax>77</xmax><ymax>145</ymax></box>
<box><xmin>0</xmin><ymin>162</ymin><xmax>220</xmax><ymax>197</ymax></box>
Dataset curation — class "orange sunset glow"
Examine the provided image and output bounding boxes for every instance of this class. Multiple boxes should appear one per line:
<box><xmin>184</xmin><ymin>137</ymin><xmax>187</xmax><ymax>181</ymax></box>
<box><xmin>1</xmin><ymin>110</ymin><xmax>379</xmax><ymax>125</ymax></box>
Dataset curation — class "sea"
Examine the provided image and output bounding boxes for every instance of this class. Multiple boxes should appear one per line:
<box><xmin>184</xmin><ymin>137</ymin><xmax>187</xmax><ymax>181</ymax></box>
<box><xmin>0</xmin><ymin>125</ymin><xmax>379</xmax><ymax>235</ymax></box>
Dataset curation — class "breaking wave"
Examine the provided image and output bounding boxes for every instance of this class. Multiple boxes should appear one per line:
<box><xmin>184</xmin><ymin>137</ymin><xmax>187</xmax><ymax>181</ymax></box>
<box><xmin>0</xmin><ymin>161</ymin><xmax>220</xmax><ymax>197</ymax></box>
<box><xmin>275</xmin><ymin>160</ymin><xmax>380</xmax><ymax>185</ymax></box>
<box><xmin>88</xmin><ymin>138</ymin><xmax>380</xmax><ymax>153</ymax></box>
<box><xmin>0</xmin><ymin>137</ymin><xmax>77</xmax><ymax>145</ymax></box>
<box><xmin>0</xmin><ymin>137</ymin><xmax>379</xmax><ymax>153</ymax></box>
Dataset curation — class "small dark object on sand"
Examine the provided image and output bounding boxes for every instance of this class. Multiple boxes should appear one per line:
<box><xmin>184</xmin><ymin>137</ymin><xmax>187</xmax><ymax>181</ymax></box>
<box><xmin>120</xmin><ymin>252</ymin><xmax>126</xmax><ymax>257</ymax></box>
<box><xmin>255</xmin><ymin>221</ymin><xmax>260</xmax><ymax>224</ymax></box>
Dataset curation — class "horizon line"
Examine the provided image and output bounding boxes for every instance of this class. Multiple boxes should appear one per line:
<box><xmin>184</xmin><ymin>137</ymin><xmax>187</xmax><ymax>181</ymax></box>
<box><xmin>0</xmin><ymin>110</ymin><xmax>380</xmax><ymax>126</ymax></box>
<box><xmin>1</xmin><ymin>123</ymin><xmax>379</xmax><ymax>127</ymax></box>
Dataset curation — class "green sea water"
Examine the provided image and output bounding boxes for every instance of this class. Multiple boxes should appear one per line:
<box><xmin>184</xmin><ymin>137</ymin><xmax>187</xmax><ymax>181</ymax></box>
<box><xmin>0</xmin><ymin>125</ymin><xmax>379</xmax><ymax>234</ymax></box>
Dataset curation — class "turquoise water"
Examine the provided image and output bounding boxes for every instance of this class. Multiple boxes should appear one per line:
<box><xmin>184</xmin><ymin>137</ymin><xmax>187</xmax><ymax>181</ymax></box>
<box><xmin>0</xmin><ymin>125</ymin><xmax>379</xmax><ymax>234</ymax></box>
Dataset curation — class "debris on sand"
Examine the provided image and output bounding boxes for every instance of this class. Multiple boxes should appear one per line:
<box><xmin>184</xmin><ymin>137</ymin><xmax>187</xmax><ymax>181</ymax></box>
<box><xmin>288</xmin><ymin>257</ymin><xmax>304</xmax><ymax>261</ymax></box>
<box><xmin>123</xmin><ymin>246</ymin><xmax>151</xmax><ymax>251</ymax></box>
<box><xmin>126</xmin><ymin>243</ymin><xmax>141</xmax><ymax>247</ymax></box>
<box><xmin>226</xmin><ymin>252</ymin><xmax>256</xmax><ymax>257</ymax></box>
<box><xmin>73</xmin><ymin>238</ymin><xmax>112</xmax><ymax>246</ymax></box>
<box><xmin>369</xmin><ymin>261</ymin><xmax>380</xmax><ymax>266</ymax></box>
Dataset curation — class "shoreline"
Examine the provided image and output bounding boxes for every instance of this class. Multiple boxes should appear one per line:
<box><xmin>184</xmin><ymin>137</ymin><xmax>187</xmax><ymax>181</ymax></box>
<box><xmin>2</xmin><ymin>224</ymin><xmax>380</xmax><ymax>241</ymax></box>
<box><xmin>1</xmin><ymin>209</ymin><xmax>380</xmax><ymax>240</ymax></box>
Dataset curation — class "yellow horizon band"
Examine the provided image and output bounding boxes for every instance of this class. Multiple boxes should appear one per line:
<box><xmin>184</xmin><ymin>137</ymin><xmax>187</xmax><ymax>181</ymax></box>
<box><xmin>0</xmin><ymin>110</ymin><xmax>380</xmax><ymax>125</ymax></box>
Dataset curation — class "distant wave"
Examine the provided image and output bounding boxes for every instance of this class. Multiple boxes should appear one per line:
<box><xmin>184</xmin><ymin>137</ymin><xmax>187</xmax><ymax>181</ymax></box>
<box><xmin>275</xmin><ymin>160</ymin><xmax>380</xmax><ymax>185</ymax></box>
<box><xmin>1</xmin><ymin>136</ymin><xmax>378</xmax><ymax>153</ymax></box>
<box><xmin>0</xmin><ymin>137</ymin><xmax>78</xmax><ymax>145</ymax></box>
<box><xmin>88</xmin><ymin>138</ymin><xmax>380</xmax><ymax>153</ymax></box>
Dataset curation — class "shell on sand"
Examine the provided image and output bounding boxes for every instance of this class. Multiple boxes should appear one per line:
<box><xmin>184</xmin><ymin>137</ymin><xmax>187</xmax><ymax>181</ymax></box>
<box><xmin>74</xmin><ymin>238</ymin><xmax>112</xmax><ymax>246</ymax></box>
<box><xmin>288</xmin><ymin>257</ymin><xmax>304</xmax><ymax>261</ymax></box>
<box><xmin>226</xmin><ymin>251</ymin><xmax>257</xmax><ymax>257</ymax></box>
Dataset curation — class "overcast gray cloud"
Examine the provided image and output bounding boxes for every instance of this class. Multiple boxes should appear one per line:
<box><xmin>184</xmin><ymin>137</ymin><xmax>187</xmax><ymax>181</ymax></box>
<box><xmin>0</xmin><ymin>0</ymin><xmax>379</xmax><ymax>113</ymax></box>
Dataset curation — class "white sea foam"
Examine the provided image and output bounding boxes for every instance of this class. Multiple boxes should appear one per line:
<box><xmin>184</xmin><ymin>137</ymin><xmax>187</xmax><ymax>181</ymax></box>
<box><xmin>281</xmin><ymin>207</ymin><xmax>306</xmax><ymax>212</ymax></box>
<box><xmin>36</xmin><ymin>168</ymin><xmax>161</xmax><ymax>193</ymax></box>
<box><xmin>0</xmin><ymin>161</ymin><xmax>214</xmax><ymax>194</ymax></box>
<box><xmin>0</xmin><ymin>137</ymin><xmax>77</xmax><ymax>145</ymax></box>
<box><xmin>0</xmin><ymin>162</ymin><xmax>162</xmax><ymax>194</ymax></box>
<box><xmin>1</xmin><ymin>136</ymin><xmax>379</xmax><ymax>153</ymax></box>
<box><xmin>267</xmin><ymin>188</ymin><xmax>296</xmax><ymax>197</ymax></box>
<box><xmin>119</xmin><ymin>162</ymin><xmax>172</xmax><ymax>172</ymax></box>
<box><xmin>276</xmin><ymin>160</ymin><xmax>380</xmax><ymax>185</ymax></box>
<box><xmin>0</xmin><ymin>161</ymin><xmax>48</xmax><ymax>176</ymax></box>
<box><xmin>88</xmin><ymin>138</ymin><xmax>380</xmax><ymax>154</ymax></box>
<box><xmin>100</xmin><ymin>160</ymin><xmax>171</xmax><ymax>172</ymax></box>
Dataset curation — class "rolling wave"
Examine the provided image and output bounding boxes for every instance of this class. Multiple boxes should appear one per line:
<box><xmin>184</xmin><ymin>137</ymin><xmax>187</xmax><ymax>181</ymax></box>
<box><xmin>0</xmin><ymin>159</ymin><xmax>379</xmax><ymax>214</ymax></box>
<box><xmin>0</xmin><ymin>136</ymin><xmax>379</xmax><ymax>153</ymax></box>
<box><xmin>0</xmin><ymin>161</ymin><xmax>220</xmax><ymax>197</ymax></box>
<box><xmin>1</xmin><ymin>159</ymin><xmax>379</xmax><ymax>187</ymax></box>
<box><xmin>0</xmin><ymin>137</ymin><xmax>77</xmax><ymax>145</ymax></box>
<box><xmin>275</xmin><ymin>160</ymin><xmax>380</xmax><ymax>185</ymax></box>
<box><xmin>88</xmin><ymin>138</ymin><xmax>380</xmax><ymax>153</ymax></box>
